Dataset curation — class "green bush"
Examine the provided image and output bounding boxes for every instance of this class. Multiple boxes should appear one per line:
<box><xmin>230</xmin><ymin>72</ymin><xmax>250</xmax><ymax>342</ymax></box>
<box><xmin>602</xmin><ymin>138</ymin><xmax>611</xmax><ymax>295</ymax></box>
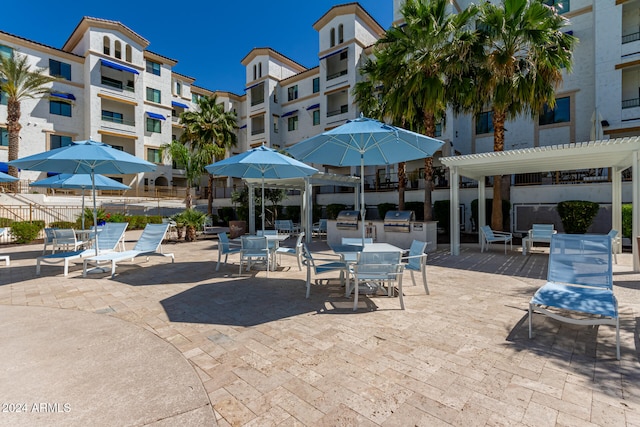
<box><xmin>106</xmin><ymin>212</ymin><xmax>128</xmax><ymax>223</ymax></box>
<box><xmin>326</xmin><ymin>204</ymin><xmax>347</xmax><ymax>220</ymax></box>
<box><xmin>10</xmin><ymin>221</ymin><xmax>44</xmax><ymax>243</ymax></box>
<box><xmin>284</xmin><ymin>206</ymin><xmax>300</xmax><ymax>222</ymax></box>
<box><xmin>433</xmin><ymin>200</ymin><xmax>450</xmax><ymax>232</ymax></box>
<box><xmin>404</xmin><ymin>202</ymin><xmax>424</xmax><ymax>221</ymax></box>
<box><xmin>218</xmin><ymin>207</ymin><xmax>236</xmax><ymax>225</ymax></box>
<box><xmin>377</xmin><ymin>203</ymin><xmax>397</xmax><ymax>220</ymax></box>
<box><xmin>557</xmin><ymin>200</ymin><xmax>599</xmax><ymax>234</ymax></box>
<box><xmin>471</xmin><ymin>199</ymin><xmax>511</xmax><ymax>231</ymax></box>
<box><xmin>49</xmin><ymin>221</ymin><xmax>76</xmax><ymax>229</ymax></box>
<box><xmin>0</xmin><ymin>217</ymin><xmax>14</xmax><ymax>227</ymax></box>
<box><xmin>622</xmin><ymin>204</ymin><xmax>632</xmax><ymax>239</ymax></box>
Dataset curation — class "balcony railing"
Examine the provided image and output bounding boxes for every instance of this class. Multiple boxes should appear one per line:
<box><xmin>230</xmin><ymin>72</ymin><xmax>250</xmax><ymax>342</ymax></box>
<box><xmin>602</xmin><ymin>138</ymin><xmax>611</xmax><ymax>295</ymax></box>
<box><xmin>622</xmin><ymin>98</ymin><xmax>640</xmax><ymax>109</ymax></box>
<box><xmin>622</xmin><ymin>31</ymin><xmax>640</xmax><ymax>44</ymax></box>
<box><xmin>101</xmin><ymin>114</ymin><xmax>135</xmax><ymax>126</ymax></box>
<box><xmin>101</xmin><ymin>76</ymin><xmax>134</xmax><ymax>92</ymax></box>
<box><xmin>327</xmin><ymin>105</ymin><xmax>348</xmax><ymax>117</ymax></box>
<box><xmin>251</xmin><ymin>128</ymin><xmax>265</xmax><ymax>135</ymax></box>
<box><xmin>250</xmin><ymin>98</ymin><xmax>264</xmax><ymax>107</ymax></box>
<box><xmin>326</xmin><ymin>69</ymin><xmax>348</xmax><ymax>81</ymax></box>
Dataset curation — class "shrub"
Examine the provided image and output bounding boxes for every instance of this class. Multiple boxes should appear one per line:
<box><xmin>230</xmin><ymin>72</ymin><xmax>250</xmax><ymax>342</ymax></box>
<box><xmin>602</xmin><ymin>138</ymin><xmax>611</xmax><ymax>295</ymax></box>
<box><xmin>557</xmin><ymin>200</ymin><xmax>599</xmax><ymax>234</ymax></box>
<box><xmin>106</xmin><ymin>212</ymin><xmax>128</xmax><ymax>223</ymax></box>
<box><xmin>218</xmin><ymin>207</ymin><xmax>236</xmax><ymax>225</ymax></box>
<box><xmin>433</xmin><ymin>200</ymin><xmax>450</xmax><ymax>232</ymax></box>
<box><xmin>326</xmin><ymin>204</ymin><xmax>347</xmax><ymax>220</ymax></box>
<box><xmin>622</xmin><ymin>204</ymin><xmax>632</xmax><ymax>239</ymax></box>
<box><xmin>471</xmin><ymin>199</ymin><xmax>511</xmax><ymax>231</ymax></box>
<box><xmin>10</xmin><ymin>221</ymin><xmax>44</xmax><ymax>244</ymax></box>
<box><xmin>0</xmin><ymin>217</ymin><xmax>13</xmax><ymax>227</ymax></box>
<box><xmin>377</xmin><ymin>203</ymin><xmax>397</xmax><ymax>220</ymax></box>
<box><xmin>284</xmin><ymin>206</ymin><xmax>301</xmax><ymax>222</ymax></box>
<box><xmin>49</xmin><ymin>221</ymin><xmax>76</xmax><ymax>229</ymax></box>
<box><xmin>404</xmin><ymin>202</ymin><xmax>424</xmax><ymax>221</ymax></box>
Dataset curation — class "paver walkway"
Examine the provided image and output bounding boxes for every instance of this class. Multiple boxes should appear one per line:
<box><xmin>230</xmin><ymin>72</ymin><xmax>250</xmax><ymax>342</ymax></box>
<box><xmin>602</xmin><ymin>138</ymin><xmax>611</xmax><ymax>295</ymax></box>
<box><xmin>0</xmin><ymin>233</ymin><xmax>638</xmax><ymax>426</ymax></box>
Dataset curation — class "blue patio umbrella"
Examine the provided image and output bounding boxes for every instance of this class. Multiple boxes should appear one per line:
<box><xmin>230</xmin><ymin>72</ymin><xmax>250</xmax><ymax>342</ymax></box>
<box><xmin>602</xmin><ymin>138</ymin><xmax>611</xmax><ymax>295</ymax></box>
<box><xmin>10</xmin><ymin>139</ymin><xmax>156</xmax><ymax>254</ymax></box>
<box><xmin>206</xmin><ymin>145</ymin><xmax>317</xmax><ymax>232</ymax></box>
<box><xmin>287</xmin><ymin>115</ymin><xmax>444</xmax><ymax>242</ymax></box>
<box><xmin>0</xmin><ymin>171</ymin><xmax>18</xmax><ymax>182</ymax></box>
<box><xmin>30</xmin><ymin>174</ymin><xmax>131</xmax><ymax>230</ymax></box>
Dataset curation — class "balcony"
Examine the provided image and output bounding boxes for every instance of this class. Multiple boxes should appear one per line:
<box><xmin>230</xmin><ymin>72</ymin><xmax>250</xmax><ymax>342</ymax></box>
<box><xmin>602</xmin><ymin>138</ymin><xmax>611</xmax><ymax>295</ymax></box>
<box><xmin>101</xmin><ymin>76</ymin><xmax>134</xmax><ymax>92</ymax></box>
<box><xmin>623</xmin><ymin>32</ymin><xmax>640</xmax><ymax>44</ymax></box>
<box><xmin>327</xmin><ymin>105</ymin><xmax>348</xmax><ymax>117</ymax></box>
<box><xmin>101</xmin><ymin>114</ymin><xmax>135</xmax><ymax>127</ymax></box>
<box><xmin>622</xmin><ymin>98</ymin><xmax>640</xmax><ymax>109</ymax></box>
<box><xmin>327</xmin><ymin>69</ymin><xmax>347</xmax><ymax>81</ymax></box>
<box><xmin>251</xmin><ymin>128</ymin><xmax>265</xmax><ymax>136</ymax></box>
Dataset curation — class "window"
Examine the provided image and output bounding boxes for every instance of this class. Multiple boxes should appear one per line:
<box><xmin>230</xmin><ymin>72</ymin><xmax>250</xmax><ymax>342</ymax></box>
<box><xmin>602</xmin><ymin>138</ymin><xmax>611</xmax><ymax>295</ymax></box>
<box><xmin>250</xmin><ymin>83</ymin><xmax>265</xmax><ymax>106</ymax></box>
<box><xmin>146</xmin><ymin>148</ymin><xmax>162</xmax><ymax>163</ymax></box>
<box><xmin>146</xmin><ymin>118</ymin><xmax>162</xmax><ymax>133</ymax></box>
<box><xmin>111</xmin><ymin>145</ymin><xmax>124</xmax><ymax>151</ymax></box>
<box><xmin>50</xmin><ymin>135</ymin><xmax>72</xmax><ymax>150</ymax></box>
<box><xmin>258</xmin><ymin>62</ymin><xmax>262</xmax><ymax>78</ymax></box>
<box><xmin>313</xmin><ymin>77</ymin><xmax>320</xmax><ymax>93</ymax></box>
<box><xmin>313</xmin><ymin>110</ymin><xmax>320</xmax><ymax>126</ymax></box>
<box><xmin>114</xmin><ymin>41</ymin><xmax>122</xmax><ymax>59</ymax></box>
<box><xmin>176</xmin><ymin>81</ymin><xmax>181</xmax><ymax>96</ymax></box>
<box><xmin>273</xmin><ymin>116</ymin><xmax>278</xmax><ymax>133</ymax></box>
<box><xmin>0</xmin><ymin>89</ymin><xmax>7</xmax><ymax>106</ymax></box>
<box><xmin>475</xmin><ymin>111</ymin><xmax>493</xmax><ymax>134</ymax></box>
<box><xmin>340</xmin><ymin>50</ymin><xmax>348</xmax><ymax>61</ymax></box>
<box><xmin>146</xmin><ymin>60</ymin><xmax>161</xmax><ymax>76</ymax></box>
<box><xmin>103</xmin><ymin>36</ymin><xmax>110</xmax><ymax>55</ymax></box>
<box><xmin>49</xmin><ymin>59</ymin><xmax>71</xmax><ymax>80</ymax></box>
<box><xmin>338</xmin><ymin>24</ymin><xmax>344</xmax><ymax>44</ymax></box>
<box><xmin>543</xmin><ymin>0</ymin><xmax>569</xmax><ymax>14</ymax></box>
<box><xmin>0</xmin><ymin>44</ymin><xmax>12</xmax><ymax>60</ymax></box>
<box><xmin>273</xmin><ymin>91</ymin><xmax>278</xmax><ymax>104</ymax></box>
<box><xmin>125</xmin><ymin>45</ymin><xmax>132</xmax><ymax>62</ymax></box>
<box><xmin>539</xmin><ymin>96</ymin><xmax>570</xmax><ymax>125</ymax></box>
<box><xmin>253</xmin><ymin>64</ymin><xmax>257</xmax><ymax>80</ymax></box>
<box><xmin>0</xmin><ymin>128</ymin><xmax>7</xmax><ymax>146</ymax></box>
<box><xmin>146</xmin><ymin>87</ymin><xmax>161</xmax><ymax>103</ymax></box>
<box><xmin>435</xmin><ymin>123</ymin><xmax>442</xmax><ymax>137</ymax></box>
<box><xmin>288</xmin><ymin>115</ymin><xmax>298</xmax><ymax>131</ymax></box>
<box><xmin>287</xmin><ymin>85</ymin><xmax>298</xmax><ymax>101</ymax></box>
<box><xmin>102</xmin><ymin>110</ymin><xmax>123</xmax><ymax>124</ymax></box>
<box><xmin>50</xmin><ymin>100</ymin><xmax>72</xmax><ymax>117</ymax></box>
<box><xmin>330</xmin><ymin>28</ymin><xmax>335</xmax><ymax>47</ymax></box>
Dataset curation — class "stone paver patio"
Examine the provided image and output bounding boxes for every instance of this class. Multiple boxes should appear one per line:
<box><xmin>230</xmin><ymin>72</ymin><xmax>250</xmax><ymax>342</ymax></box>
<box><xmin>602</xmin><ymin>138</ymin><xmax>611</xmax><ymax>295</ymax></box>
<box><xmin>0</xmin><ymin>232</ymin><xmax>638</xmax><ymax>426</ymax></box>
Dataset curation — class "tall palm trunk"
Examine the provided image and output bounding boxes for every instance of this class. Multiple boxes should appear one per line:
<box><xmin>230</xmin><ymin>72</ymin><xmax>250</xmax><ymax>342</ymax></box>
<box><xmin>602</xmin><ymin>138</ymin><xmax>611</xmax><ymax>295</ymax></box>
<box><xmin>397</xmin><ymin>161</ymin><xmax>406</xmax><ymax>210</ymax></box>
<box><xmin>491</xmin><ymin>110</ymin><xmax>506</xmax><ymax>231</ymax></box>
<box><xmin>7</xmin><ymin>97</ymin><xmax>21</xmax><ymax>193</ymax></box>
<box><xmin>423</xmin><ymin>112</ymin><xmax>437</xmax><ymax>221</ymax></box>
<box><xmin>208</xmin><ymin>174</ymin><xmax>214</xmax><ymax>215</ymax></box>
<box><xmin>184</xmin><ymin>187</ymin><xmax>192</xmax><ymax>210</ymax></box>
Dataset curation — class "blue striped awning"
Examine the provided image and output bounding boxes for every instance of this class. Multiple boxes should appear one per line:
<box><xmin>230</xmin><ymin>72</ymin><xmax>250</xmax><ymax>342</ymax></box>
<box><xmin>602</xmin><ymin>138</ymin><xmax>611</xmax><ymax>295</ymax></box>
<box><xmin>244</xmin><ymin>81</ymin><xmax>263</xmax><ymax>91</ymax></box>
<box><xmin>306</xmin><ymin>104</ymin><xmax>320</xmax><ymax>111</ymax></box>
<box><xmin>50</xmin><ymin>92</ymin><xmax>76</xmax><ymax>101</ymax></box>
<box><xmin>146</xmin><ymin>111</ymin><xmax>166</xmax><ymax>120</ymax></box>
<box><xmin>239</xmin><ymin>124</ymin><xmax>247</xmax><ymax>129</ymax></box>
<box><xmin>100</xmin><ymin>59</ymin><xmax>140</xmax><ymax>75</ymax></box>
<box><xmin>319</xmin><ymin>47</ymin><xmax>347</xmax><ymax>60</ymax></box>
<box><xmin>565</xmin><ymin>30</ymin><xmax>573</xmax><ymax>35</ymax></box>
<box><xmin>172</xmin><ymin>101</ymin><xmax>189</xmax><ymax>109</ymax></box>
<box><xmin>0</xmin><ymin>162</ymin><xmax>8</xmax><ymax>173</ymax></box>
<box><xmin>282</xmin><ymin>110</ymin><xmax>298</xmax><ymax>117</ymax></box>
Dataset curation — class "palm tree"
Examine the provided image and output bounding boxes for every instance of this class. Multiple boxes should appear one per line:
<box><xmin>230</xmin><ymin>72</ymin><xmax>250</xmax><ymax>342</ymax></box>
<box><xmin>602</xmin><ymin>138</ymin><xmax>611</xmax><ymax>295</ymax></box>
<box><xmin>474</xmin><ymin>0</ymin><xmax>574</xmax><ymax>230</ymax></box>
<box><xmin>0</xmin><ymin>52</ymin><xmax>57</xmax><ymax>191</ymax></box>
<box><xmin>355</xmin><ymin>0</ymin><xmax>477</xmax><ymax>220</ymax></box>
<box><xmin>179</xmin><ymin>95</ymin><xmax>237</xmax><ymax>214</ymax></box>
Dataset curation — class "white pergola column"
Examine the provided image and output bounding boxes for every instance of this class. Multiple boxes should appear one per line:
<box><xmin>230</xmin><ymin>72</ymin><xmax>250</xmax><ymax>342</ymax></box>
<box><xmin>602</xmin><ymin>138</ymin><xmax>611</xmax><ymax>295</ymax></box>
<box><xmin>633</xmin><ymin>151</ymin><xmax>639</xmax><ymax>272</ymax></box>
<box><xmin>611</xmin><ymin>166</ymin><xmax>622</xmax><ymax>255</ymax></box>
<box><xmin>478</xmin><ymin>178</ymin><xmax>486</xmax><ymax>239</ymax></box>
<box><xmin>449</xmin><ymin>166</ymin><xmax>460</xmax><ymax>255</ymax></box>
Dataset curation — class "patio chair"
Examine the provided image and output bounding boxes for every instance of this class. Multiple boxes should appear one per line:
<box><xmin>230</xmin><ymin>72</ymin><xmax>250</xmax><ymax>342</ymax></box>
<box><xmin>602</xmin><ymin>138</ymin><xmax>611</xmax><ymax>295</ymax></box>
<box><xmin>522</xmin><ymin>224</ymin><xmax>556</xmax><ymax>255</ymax></box>
<box><xmin>529</xmin><ymin>234</ymin><xmax>619</xmax><ymax>359</ymax></box>
<box><xmin>479</xmin><ymin>225</ymin><xmax>513</xmax><ymax>253</ymax></box>
<box><xmin>42</xmin><ymin>228</ymin><xmax>56</xmax><ymax>254</ymax></box>
<box><xmin>203</xmin><ymin>215</ymin><xmax>217</xmax><ymax>235</ymax></box>
<box><xmin>216</xmin><ymin>232</ymin><xmax>241</xmax><ymax>271</ymax></box>
<box><xmin>608</xmin><ymin>229</ymin><xmax>621</xmax><ymax>264</ymax></box>
<box><xmin>349</xmin><ymin>251</ymin><xmax>405</xmax><ymax>311</ymax></box>
<box><xmin>275</xmin><ymin>219</ymin><xmax>299</xmax><ymax>234</ymax></box>
<box><xmin>341</xmin><ymin>237</ymin><xmax>373</xmax><ymax>262</ymax></box>
<box><xmin>301</xmin><ymin>243</ymin><xmax>348</xmax><ymax>298</ymax></box>
<box><xmin>275</xmin><ymin>232</ymin><xmax>305</xmax><ymax>270</ymax></box>
<box><xmin>52</xmin><ymin>228</ymin><xmax>87</xmax><ymax>253</ymax></box>
<box><xmin>312</xmin><ymin>219</ymin><xmax>327</xmax><ymax>239</ymax></box>
<box><xmin>401</xmin><ymin>240</ymin><xmax>429</xmax><ymax>294</ymax></box>
<box><xmin>82</xmin><ymin>223</ymin><xmax>174</xmax><ymax>278</ymax></box>
<box><xmin>239</xmin><ymin>236</ymin><xmax>271</xmax><ymax>275</ymax></box>
<box><xmin>36</xmin><ymin>223</ymin><xmax>129</xmax><ymax>276</ymax></box>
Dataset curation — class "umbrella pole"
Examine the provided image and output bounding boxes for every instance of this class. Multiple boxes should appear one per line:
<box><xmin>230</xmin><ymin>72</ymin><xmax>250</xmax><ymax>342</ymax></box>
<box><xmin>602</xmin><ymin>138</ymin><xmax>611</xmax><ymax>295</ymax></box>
<box><xmin>262</xmin><ymin>175</ymin><xmax>265</xmax><ymax>232</ymax></box>
<box><xmin>361</xmin><ymin>154</ymin><xmax>366</xmax><ymax>245</ymax></box>
<box><xmin>81</xmin><ymin>188</ymin><xmax>86</xmax><ymax>230</ymax></box>
<box><xmin>92</xmin><ymin>172</ymin><xmax>99</xmax><ymax>256</ymax></box>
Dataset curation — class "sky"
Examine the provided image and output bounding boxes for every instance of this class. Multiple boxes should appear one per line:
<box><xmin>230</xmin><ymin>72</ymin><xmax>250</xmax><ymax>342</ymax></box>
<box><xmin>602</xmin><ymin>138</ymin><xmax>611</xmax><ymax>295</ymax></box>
<box><xmin>2</xmin><ymin>0</ymin><xmax>393</xmax><ymax>95</ymax></box>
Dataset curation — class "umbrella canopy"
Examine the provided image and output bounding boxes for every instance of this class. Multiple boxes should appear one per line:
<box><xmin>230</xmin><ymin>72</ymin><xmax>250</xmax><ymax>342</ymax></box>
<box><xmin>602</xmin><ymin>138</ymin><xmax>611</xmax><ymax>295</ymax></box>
<box><xmin>30</xmin><ymin>174</ymin><xmax>131</xmax><ymax>229</ymax></box>
<box><xmin>10</xmin><ymin>139</ymin><xmax>156</xmax><ymax>254</ymax></box>
<box><xmin>287</xmin><ymin>116</ymin><xmax>444</xmax><ymax>242</ymax></box>
<box><xmin>0</xmin><ymin>171</ymin><xmax>18</xmax><ymax>182</ymax></box>
<box><xmin>206</xmin><ymin>145</ymin><xmax>317</xmax><ymax>231</ymax></box>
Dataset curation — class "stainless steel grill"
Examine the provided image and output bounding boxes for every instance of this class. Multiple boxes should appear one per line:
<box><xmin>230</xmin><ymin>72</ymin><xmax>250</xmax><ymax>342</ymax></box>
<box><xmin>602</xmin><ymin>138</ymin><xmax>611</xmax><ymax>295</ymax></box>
<box><xmin>383</xmin><ymin>210</ymin><xmax>415</xmax><ymax>233</ymax></box>
<box><xmin>336</xmin><ymin>210</ymin><xmax>360</xmax><ymax>230</ymax></box>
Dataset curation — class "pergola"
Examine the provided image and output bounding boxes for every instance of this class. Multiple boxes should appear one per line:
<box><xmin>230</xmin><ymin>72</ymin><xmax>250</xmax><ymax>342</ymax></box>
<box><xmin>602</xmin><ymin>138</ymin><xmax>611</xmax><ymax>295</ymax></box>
<box><xmin>244</xmin><ymin>172</ymin><xmax>361</xmax><ymax>243</ymax></box>
<box><xmin>440</xmin><ymin>137</ymin><xmax>640</xmax><ymax>271</ymax></box>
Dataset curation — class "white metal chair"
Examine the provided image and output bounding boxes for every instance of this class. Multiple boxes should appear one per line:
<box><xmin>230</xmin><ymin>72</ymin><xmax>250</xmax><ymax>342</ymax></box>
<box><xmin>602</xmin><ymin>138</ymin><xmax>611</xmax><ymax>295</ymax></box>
<box><xmin>216</xmin><ymin>232</ymin><xmax>241</xmax><ymax>271</ymax></box>
<box><xmin>341</xmin><ymin>237</ymin><xmax>373</xmax><ymax>262</ymax></box>
<box><xmin>275</xmin><ymin>232</ymin><xmax>305</xmax><ymax>270</ymax></box>
<box><xmin>402</xmin><ymin>240</ymin><xmax>429</xmax><ymax>294</ymax></box>
<box><xmin>301</xmin><ymin>243</ymin><xmax>348</xmax><ymax>298</ymax></box>
<box><xmin>479</xmin><ymin>225</ymin><xmax>513</xmax><ymax>253</ymax></box>
<box><xmin>239</xmin><ymin>236</ymin><xmax>271</xmax><ymax>275</ymax></box>
<box><xmin>42</xmin><ymin>228</ymin><xmax>56</xmax><ymax>254</ymax></box>
<box><xmin>349</xmin><ymin>251</ymin><xmax>404</xmax><ymax>311</ymax></box>
<box><xmin>312</xmin><ymin>219</ymin><xmax>327</xmax><ymax>239</ymax></box>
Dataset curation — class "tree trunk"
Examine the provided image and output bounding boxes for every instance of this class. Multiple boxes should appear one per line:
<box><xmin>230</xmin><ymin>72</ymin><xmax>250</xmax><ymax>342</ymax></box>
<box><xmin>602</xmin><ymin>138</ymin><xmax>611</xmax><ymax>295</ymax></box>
<box><xmin>185</xmin><ymin>225</ymin><xmax>197</xmax><ymax>242</ymax></box>
<box><xmin>7</xmin><ymin>97</ymin><xmax>21</xmax><ymax>193</ymax></box>
<box><xmin>397</xmin><ymin>161</ymin><xmax>406</xmax><ymax>211</ymax></box>
<box><xmin>423</xmin><ymin>112</ymin><xmax>437</xmax><ymax>221</ymax></box>
<box><xmin>207</xmin><ymin>173</ymin><xmax>214</xmax><ymax>215</ymax></box>
<box><xmin>185</xmin><ymin>187</ymin><xmax>192</xmax><ymax>210</ymax></box>
<box><xmin>491</xmin><ymin>109</ymin><xmax>507</xmax><ymax>231</ymax></box>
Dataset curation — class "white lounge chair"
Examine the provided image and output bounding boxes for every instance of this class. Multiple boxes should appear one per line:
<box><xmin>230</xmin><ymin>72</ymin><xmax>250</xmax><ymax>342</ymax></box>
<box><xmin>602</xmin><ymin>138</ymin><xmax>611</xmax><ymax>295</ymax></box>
<box><xmin>36</xmin><ymin>223</ymin><xmax>129</xmax><ymax>276</ymax></box>
<box><xmin>82</xmin><ymin>223</ymin><xmax>174</xmax><ymax>278</ymax></box>
<box><xmin>479</xmin><ymin>225</ymin><xmax>513</xmax><ymax>253</ymax></box>
<box><xmin>529</xmin><ymin>234</ymin><xmax>619</xmax><ymax>359</ymax></box>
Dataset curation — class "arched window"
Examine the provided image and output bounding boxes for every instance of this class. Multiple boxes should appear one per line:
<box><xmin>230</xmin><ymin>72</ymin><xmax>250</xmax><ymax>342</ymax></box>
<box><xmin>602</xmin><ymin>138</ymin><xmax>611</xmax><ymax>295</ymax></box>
<box><xmin>253</xmin><ymin>64</ymin><xmax>257</xmax><ymax>80</ymax></box>
<box><xmin>258</xmin><ymin>62</ymin><xmax>262</xmax><ymax>78</ymax></box>
<box><xmin>338</xmin><ymin>24</ymin><xmax>344</xmax><ymax>44</ymax></box>
<box><xmin>330</xmin><ymin>28</ymin><xmax>335</xmax><ymax>47</ymax></box>
<box><xmin>125</xmin><ymin>45</ymin><xmax>132</xmax><ymax>62</ymax></box>
<box><xmin>103</xmin><ymin>36</ymin><xmax>110</xmax><ymax>55</ymax></box>
<box><xmin>114</xmin><ymin>41</ymin><xmax>122</xmax><ymax>59</ymax></box>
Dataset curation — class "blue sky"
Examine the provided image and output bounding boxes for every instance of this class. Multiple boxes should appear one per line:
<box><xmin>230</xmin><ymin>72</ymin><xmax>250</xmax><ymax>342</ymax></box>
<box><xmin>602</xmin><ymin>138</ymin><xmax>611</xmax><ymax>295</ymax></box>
<box><xmin>2</xmin><ymin>1</ymin><xmax>392</xmax><ymax>94</ymax></box>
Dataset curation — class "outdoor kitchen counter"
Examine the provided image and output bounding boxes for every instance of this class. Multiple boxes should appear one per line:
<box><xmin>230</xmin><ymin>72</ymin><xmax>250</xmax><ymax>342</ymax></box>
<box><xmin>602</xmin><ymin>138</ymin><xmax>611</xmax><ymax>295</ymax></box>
<box><xmin>327</xmin><ymin>219</ymin><xmax>438</xmax><ymax>252</ymax></box>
